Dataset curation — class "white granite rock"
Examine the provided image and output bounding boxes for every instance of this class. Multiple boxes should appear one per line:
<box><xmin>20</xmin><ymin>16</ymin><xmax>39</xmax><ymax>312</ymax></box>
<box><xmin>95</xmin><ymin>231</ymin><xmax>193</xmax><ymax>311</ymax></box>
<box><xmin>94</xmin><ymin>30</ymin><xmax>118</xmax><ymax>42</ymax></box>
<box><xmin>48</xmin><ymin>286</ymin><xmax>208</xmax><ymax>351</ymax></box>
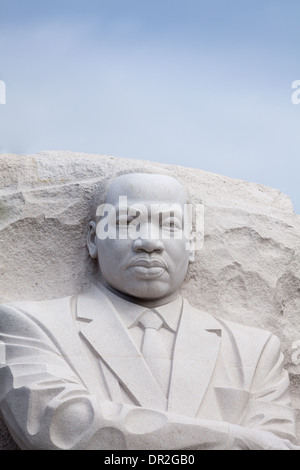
<box><xmin>0</xmin><ymin>151</ymin><xmax>300</xmax><ymax>449</ymax></box>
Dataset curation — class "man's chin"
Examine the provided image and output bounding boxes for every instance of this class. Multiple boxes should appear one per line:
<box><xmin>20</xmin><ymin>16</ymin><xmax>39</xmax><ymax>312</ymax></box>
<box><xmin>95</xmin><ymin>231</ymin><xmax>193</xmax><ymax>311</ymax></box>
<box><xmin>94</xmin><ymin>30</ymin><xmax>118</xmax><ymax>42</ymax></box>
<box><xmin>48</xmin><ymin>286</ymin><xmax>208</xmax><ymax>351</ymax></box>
<box><xmin>125</xmin><ymin>280</ymin><xmax>168</xmax><ymax>298</ymax></box>
<box><xmin>101</xmin><ymin>278</ymin><xmax>178</xmax><ymax>305</ymax></box>
<box><xmin>123</xmin><ymin>283</ymin><xmax>179</xmax><ymax>306</ymax></box>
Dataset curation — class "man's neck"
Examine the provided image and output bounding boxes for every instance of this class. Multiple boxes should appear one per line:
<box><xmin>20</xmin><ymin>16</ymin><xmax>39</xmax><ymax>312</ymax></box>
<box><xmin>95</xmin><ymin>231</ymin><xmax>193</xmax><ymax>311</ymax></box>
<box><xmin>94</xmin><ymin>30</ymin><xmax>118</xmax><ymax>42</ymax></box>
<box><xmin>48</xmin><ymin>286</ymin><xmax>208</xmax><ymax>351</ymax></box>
<box><xmin>98</xmin><ymin>279</ymin><xmax>180</xmax><ymax>308</ymax></box>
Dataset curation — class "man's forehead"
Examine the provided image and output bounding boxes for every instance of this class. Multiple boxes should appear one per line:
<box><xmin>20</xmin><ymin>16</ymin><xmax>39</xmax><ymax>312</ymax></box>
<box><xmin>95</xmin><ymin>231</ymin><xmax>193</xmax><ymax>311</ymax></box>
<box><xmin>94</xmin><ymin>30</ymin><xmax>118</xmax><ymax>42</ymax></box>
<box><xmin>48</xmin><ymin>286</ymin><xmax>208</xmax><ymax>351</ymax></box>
<box><xmin>105</xmin><ymin>173</ymin><xmax>188</xmax><ymax>205</ymax></box>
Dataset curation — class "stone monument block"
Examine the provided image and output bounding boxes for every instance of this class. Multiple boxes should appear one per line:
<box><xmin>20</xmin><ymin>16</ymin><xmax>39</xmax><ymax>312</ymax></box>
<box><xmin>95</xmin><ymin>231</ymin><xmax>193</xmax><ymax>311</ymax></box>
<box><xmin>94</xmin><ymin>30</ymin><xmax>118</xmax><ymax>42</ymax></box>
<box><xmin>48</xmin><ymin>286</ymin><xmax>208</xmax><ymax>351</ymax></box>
<box><xmin>0</xmin><ymin>151</ymin><xmax>299</xmax><ymax>450</ymax></box>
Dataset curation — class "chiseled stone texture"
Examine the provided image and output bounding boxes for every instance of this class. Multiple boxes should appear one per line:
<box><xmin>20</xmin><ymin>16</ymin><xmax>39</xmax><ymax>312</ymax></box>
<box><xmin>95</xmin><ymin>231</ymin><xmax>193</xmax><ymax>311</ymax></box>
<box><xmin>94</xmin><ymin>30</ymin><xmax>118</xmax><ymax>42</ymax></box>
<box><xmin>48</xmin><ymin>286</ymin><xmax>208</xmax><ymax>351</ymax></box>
<box><xmin>0</xmin><ymin>151</ymin><xmax>300</xmax><ymax>449</ymax></box>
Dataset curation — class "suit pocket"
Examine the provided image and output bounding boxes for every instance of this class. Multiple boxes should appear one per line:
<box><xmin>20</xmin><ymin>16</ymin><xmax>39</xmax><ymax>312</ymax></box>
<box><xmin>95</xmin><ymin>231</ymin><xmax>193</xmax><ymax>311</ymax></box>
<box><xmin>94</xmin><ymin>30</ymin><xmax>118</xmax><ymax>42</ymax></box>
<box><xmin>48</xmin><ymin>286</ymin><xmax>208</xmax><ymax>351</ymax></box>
<box><xmin>214</xmin><ymin>387</ymin><xmax>253</xmax><ymax>424</ymax></box>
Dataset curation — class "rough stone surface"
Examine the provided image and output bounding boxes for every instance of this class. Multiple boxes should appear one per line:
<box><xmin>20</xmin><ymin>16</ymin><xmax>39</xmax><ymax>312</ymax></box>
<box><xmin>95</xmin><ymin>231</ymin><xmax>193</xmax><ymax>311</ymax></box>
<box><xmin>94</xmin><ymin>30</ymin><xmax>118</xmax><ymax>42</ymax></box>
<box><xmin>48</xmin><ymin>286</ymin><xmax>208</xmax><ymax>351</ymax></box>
<box><xmin>0</xmin><ymin>151</ymin><xmax>300</xmax><ymax>449</ymax></box>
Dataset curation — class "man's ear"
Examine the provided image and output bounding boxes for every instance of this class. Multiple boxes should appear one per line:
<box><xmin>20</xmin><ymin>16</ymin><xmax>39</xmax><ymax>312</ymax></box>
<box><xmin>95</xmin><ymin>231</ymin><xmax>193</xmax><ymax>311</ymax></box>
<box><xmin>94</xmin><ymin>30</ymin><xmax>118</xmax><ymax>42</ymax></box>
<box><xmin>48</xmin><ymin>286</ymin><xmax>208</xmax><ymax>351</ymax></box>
<box><xmin>87</xmin><ymin>221</ymin><xmax>98</xmax><ymax>259</ymax></box>
<box><xmin>188</xmin><ymin>231</ymin><xmax>195</xmax><ymax>263</ymax></box>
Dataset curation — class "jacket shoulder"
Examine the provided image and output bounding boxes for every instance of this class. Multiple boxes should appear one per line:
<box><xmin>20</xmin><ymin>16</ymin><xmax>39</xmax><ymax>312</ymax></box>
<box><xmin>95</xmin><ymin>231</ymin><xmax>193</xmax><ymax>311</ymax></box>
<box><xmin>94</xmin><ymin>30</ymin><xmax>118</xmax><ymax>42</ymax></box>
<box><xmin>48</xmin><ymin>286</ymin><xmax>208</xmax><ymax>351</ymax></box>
<box><xmin>185</xmin><ymin>299</ymin><xmax>276</xmax><ymax>357</ymax></box>
<box><xmin>215</xmin><ymin>315</ymin><xmax>283</xmax><ymax>370</ymax></box>
<box><xmin>216</xmin><ymin>315</ymin><xmax>273</xmax><ymax>341</ymax></box>
<box><xmin>0</xmin><ymin>296</ymin><xmax>74</xmax><ymax>339</ymax></box>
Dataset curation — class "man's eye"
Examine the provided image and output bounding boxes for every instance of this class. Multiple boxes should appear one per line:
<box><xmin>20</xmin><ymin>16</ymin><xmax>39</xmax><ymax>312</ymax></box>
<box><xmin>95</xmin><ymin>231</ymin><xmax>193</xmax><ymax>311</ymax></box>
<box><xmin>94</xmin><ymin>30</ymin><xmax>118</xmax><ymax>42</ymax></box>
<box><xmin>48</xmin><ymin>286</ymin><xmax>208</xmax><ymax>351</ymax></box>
<box><xmin>161</xmin><ymin>219</ymin><xmax>182</xmax><ymax>230</ymax></box>
<box><xmin>116</xmin><ymin>217</ymin><xmax>136</xmax><ymax>226</ymax></box>
<box><xmin>166</xmin><ymin>221</ymin><xmax>175</xmax><ymax>229</ymax></box>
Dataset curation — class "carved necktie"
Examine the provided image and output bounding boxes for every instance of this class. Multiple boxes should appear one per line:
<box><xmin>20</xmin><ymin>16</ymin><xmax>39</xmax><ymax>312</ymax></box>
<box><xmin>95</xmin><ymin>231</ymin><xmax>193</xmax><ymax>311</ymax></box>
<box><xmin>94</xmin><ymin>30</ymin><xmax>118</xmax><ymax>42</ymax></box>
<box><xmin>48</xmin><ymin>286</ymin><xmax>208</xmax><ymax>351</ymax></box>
<box><xmin>139</xmin><ymin>310</ymin><xmax>171</xmax><ymax>396</ymax></box>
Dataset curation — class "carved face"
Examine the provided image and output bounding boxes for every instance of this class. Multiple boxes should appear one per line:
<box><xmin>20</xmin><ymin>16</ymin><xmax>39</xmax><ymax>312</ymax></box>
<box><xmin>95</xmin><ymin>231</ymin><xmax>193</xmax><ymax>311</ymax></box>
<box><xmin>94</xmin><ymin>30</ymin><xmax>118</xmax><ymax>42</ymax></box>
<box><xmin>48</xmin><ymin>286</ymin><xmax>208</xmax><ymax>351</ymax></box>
<box><xmin>88</xmin><ymin>173</ymin><xmax>194</xmax><ymax>305</ymax></box>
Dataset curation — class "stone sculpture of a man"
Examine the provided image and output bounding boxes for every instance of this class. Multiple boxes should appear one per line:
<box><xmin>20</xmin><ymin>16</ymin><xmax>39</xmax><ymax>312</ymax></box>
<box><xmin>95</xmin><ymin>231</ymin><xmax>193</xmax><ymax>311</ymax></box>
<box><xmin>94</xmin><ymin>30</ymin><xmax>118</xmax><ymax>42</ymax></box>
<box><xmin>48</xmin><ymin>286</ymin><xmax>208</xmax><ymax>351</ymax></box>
<box><xmin>0</xmin><ymin>173</ymin><xmax>298</xmax><ymax>450</ymax></box>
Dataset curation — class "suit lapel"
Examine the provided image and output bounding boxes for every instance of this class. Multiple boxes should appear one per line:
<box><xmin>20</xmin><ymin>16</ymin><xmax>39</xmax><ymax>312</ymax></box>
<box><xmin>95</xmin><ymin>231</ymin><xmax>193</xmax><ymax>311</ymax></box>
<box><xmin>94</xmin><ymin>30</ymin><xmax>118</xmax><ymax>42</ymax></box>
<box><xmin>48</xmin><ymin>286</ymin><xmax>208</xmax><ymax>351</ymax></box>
<box><xmin>168</xmin><ymin>299</ymin><xmax>222</xmax><ymax>417</ymax></box>
<box><xmin>76</xmin><ymin>285</ymin><xmax>167</xmax><ymax>410</ymax></box>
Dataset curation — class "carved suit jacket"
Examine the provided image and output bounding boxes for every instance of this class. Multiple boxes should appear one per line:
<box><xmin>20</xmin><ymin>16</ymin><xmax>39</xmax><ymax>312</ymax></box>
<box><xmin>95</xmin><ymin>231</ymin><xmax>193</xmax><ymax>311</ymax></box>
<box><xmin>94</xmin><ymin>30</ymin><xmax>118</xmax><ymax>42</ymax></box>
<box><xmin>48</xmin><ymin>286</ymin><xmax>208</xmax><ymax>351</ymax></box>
<box><xmin>0</xmin><ymin>284</ymin><xmax>297</xmax><ymax>449</ymax></box>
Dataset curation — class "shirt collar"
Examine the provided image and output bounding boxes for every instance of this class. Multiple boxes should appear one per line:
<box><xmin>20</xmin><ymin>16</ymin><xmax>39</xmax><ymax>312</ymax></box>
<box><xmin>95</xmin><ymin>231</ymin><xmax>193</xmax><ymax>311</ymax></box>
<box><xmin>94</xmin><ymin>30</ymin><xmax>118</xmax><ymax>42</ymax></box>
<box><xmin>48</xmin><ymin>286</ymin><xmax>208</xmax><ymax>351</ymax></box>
<box><xmin>152</xmin><ymin>298</ymin><xmax>182</xmax><ymax>333</ymax></box>
<box><xmin>100</xmin><ymin>283</ymin><xmax>182</xmax><ymax>333</ymax></box>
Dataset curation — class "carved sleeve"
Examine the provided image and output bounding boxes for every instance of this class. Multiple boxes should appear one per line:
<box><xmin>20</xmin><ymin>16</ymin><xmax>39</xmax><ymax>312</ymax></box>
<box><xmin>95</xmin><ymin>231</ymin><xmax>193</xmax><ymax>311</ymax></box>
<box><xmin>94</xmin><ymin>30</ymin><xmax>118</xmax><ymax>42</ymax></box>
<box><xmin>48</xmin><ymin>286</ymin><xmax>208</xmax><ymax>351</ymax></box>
<box><xmin>0</xmin><ymin>304</ymin><xmax>108</xmax><ymax>449</ymax></box>
<box><xmin>239</xmin><ymin>333</ymin><xmax>298</xmax><ymax>444</ymax></box>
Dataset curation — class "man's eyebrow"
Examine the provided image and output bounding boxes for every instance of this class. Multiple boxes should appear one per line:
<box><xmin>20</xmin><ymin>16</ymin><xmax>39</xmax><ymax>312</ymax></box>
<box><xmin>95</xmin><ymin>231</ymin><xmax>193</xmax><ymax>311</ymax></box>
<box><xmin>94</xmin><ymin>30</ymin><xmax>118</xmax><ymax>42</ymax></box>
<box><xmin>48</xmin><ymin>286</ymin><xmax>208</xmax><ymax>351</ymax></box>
<box><xmin>115</xmin><ymin>206</ymin><xmax>144</xmax><ymax>216</ymax></box>
<box><xmin>150</xmin><ymin>208</ymin><xmax>183</xmax><ymax>217</ymax></box>
<box><xmin>114</xmin><ymin>205</ymin><xmax>184</xmax><ymax>218</ymax></box>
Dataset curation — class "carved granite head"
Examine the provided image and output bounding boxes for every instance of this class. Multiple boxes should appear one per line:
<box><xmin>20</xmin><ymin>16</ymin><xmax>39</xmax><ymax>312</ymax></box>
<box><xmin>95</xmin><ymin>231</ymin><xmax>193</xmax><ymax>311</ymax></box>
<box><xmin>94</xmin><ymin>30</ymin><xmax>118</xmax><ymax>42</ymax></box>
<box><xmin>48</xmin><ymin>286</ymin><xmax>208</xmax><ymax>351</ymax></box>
<box><xmin>87</xmin><ymin>173</ymin><xmax>195</xmax><ymax>306</ymax></box>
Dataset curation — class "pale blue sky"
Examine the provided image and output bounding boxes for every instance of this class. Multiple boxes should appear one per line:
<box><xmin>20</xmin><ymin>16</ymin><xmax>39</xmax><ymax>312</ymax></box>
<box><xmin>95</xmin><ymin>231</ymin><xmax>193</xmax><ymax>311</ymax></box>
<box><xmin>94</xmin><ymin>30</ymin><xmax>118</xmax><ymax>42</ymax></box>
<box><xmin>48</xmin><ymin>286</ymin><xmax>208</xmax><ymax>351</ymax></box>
<box><xmin>0</xmin><ymin>0</ymin><xmax>299</xmax><ymax>212</ymax></box>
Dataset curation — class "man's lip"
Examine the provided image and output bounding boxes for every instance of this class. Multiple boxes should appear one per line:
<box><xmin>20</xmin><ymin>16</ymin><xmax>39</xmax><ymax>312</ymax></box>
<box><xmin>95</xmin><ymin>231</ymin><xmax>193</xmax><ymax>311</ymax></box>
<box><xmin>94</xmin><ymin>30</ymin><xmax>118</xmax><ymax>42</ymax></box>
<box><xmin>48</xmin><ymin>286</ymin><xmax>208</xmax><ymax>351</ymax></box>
<box><xmin>129</xmin><ymin>258</ymin><xmax>168</xmax><ymax>269</ymax></box>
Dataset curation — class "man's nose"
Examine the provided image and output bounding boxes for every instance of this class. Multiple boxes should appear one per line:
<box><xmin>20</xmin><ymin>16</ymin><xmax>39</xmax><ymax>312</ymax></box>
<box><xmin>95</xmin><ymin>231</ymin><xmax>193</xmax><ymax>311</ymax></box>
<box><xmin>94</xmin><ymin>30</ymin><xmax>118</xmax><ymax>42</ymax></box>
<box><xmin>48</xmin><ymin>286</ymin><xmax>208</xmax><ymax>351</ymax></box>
<box><xmin>132</xmin><ymin>237</ymin><xmax>164</xmax><ymax>253</ymax></box>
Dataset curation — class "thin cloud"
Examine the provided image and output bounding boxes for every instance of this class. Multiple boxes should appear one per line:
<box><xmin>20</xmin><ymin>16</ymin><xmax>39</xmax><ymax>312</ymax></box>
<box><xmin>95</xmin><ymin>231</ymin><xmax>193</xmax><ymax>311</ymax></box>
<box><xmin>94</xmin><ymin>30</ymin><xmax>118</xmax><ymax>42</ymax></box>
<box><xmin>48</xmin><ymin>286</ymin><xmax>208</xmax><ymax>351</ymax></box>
<box><xmin>0</xmin><ymin>8</ymin><xmax>299</xmax><ymax>212</ymax></box>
